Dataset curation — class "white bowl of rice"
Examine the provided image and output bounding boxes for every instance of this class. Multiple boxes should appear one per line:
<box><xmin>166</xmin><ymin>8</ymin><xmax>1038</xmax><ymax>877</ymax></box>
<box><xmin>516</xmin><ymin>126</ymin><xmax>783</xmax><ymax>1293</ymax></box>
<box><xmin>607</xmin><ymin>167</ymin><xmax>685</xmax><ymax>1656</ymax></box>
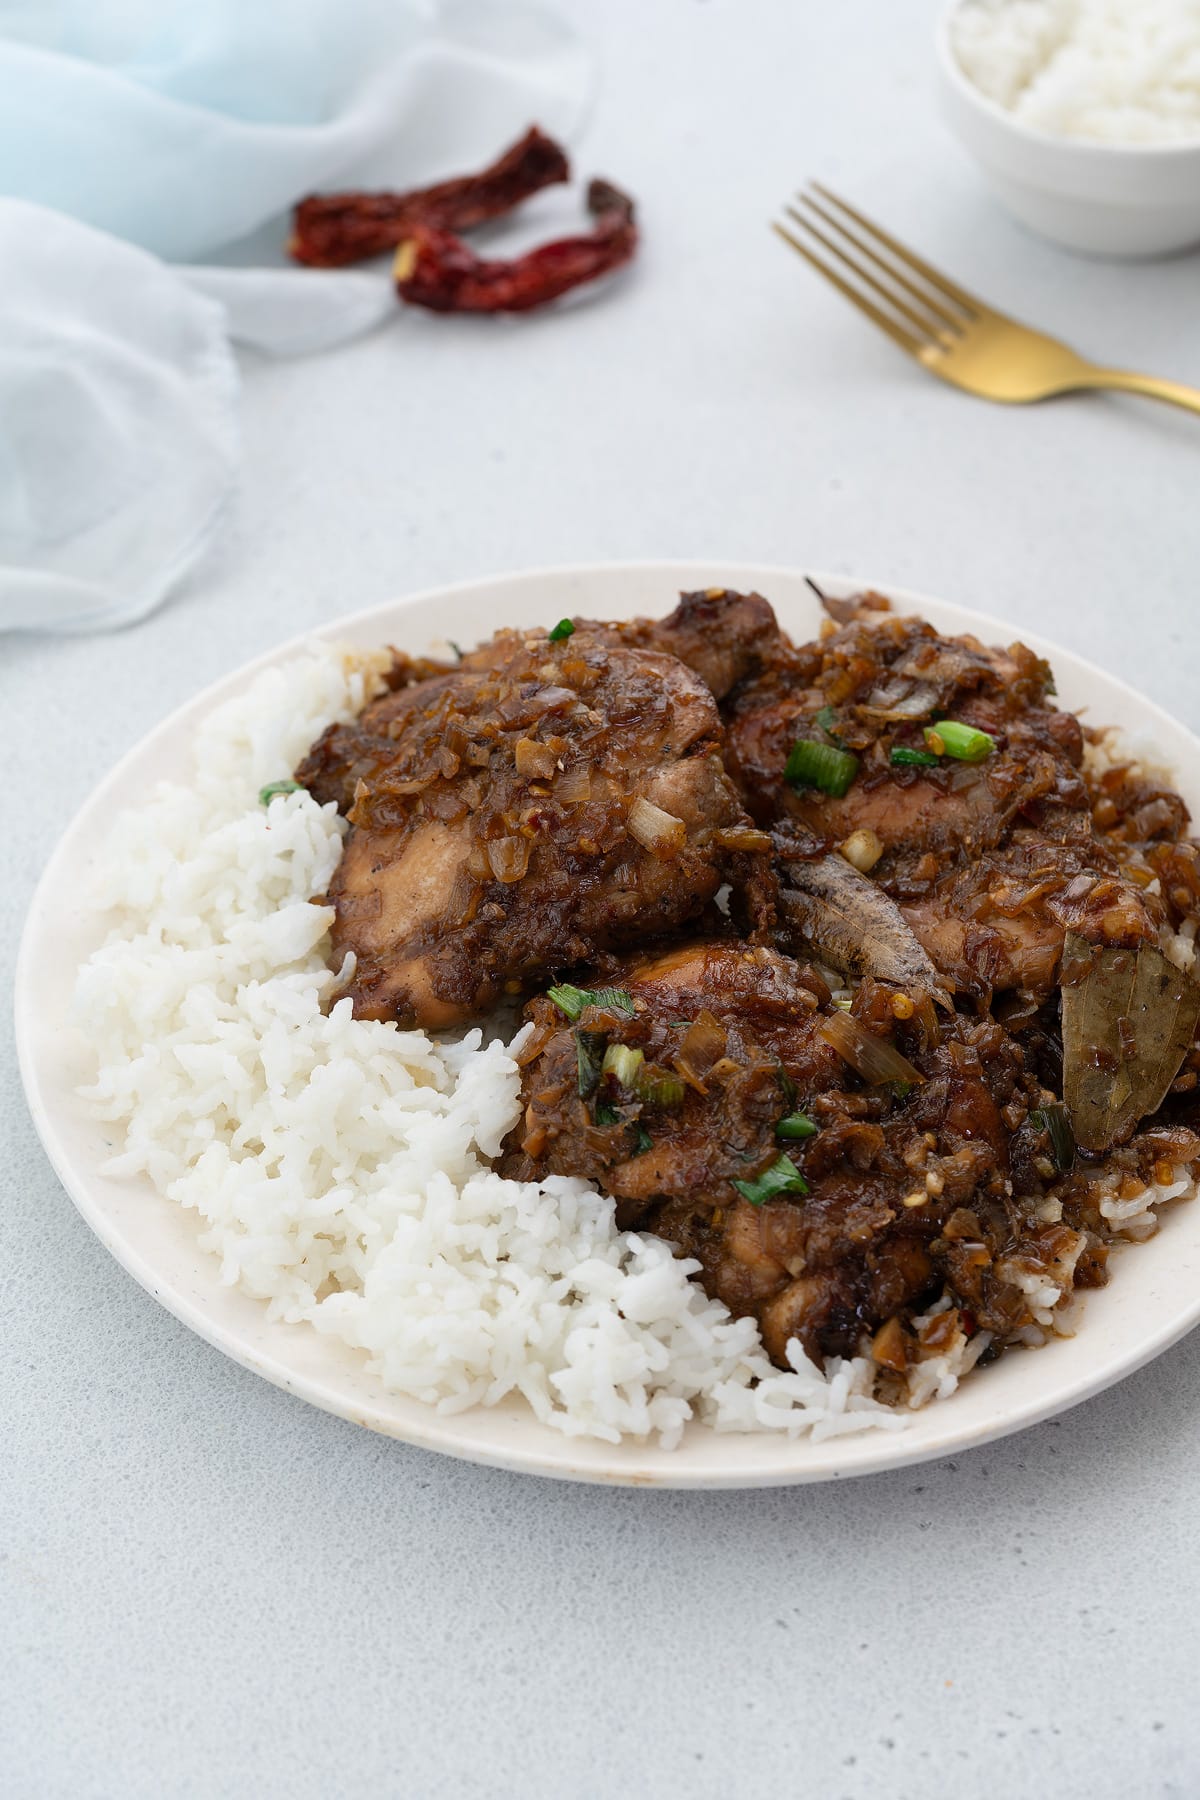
<box><xmin>938</xmin><ymin>0</ymin><xmax>1200</xmax><ymax>257</ymax></box>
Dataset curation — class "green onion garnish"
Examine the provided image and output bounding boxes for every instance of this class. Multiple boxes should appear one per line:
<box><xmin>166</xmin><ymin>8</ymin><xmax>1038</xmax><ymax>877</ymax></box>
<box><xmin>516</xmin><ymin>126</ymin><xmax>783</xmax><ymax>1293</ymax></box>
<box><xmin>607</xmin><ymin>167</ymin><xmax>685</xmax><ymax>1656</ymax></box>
<box><xmin>547</xmin><ymin>984</ymin><xmax>635</xmax><ymax>1022</ymax></box>
<box><xmin>814</xmin><ymin>705</ymin><xmax>844</xmax><ymax>746</ymax></box>
<box><xmin>259</xmin><ymin>780</ymin><xmax>303</xmax><ymax>805</ymax></box>
<box><xmin>637</xmin><ymin>1069</ymin><xmax>685</xmax><ymax>1108</ymax></box>
<box><xmin>594</xmin><ymin>1100</ymin><xmax>621</xmax><ymax>1127</ymax></box>
<box><xmin>575</xmin><ymin>1030</ymin><xmax>606</xmax><ymax>1099</ymax></box>
<box><xmin>635</xmin><ymin>1125</ymin><xmax>654</xmax><ymax>1154</ymax></box>
<box><xmin>890</xmin><ymin>746</ymin><xmax>940</xmax><ymax>769</ymax></box>
<box><xmin>784</xmin><ymin>738</ymin><xmax>859</xmax><ymax>798</ymax></box>
<box><xmin>602</xmin><ymin>1043</ymin><xmax>645</xmax><ymax>1088</ymax></box>
<box><xmin>549</xmin><ymin>618</ymin><xmax>576</xmax><ymax>642</ymax></box>
<box><xmin>776</xmin><ymin>1112</ymin><xmax>817</xmax><ymax>1140</ymax></box>
<box><xmin>733</xmin><ymin>1154</ymin><xmax>810</xmax><ymax>1206</ymax></box>
<box><xmin>1031</xmin><ymin>1103</ymin><xmax>1075</xmax><ymax>1173</ymax></box>
<box><xmin>923</xmin><ymin>720</ymin><xmax>995</xmax><ymax>763</ymax></box>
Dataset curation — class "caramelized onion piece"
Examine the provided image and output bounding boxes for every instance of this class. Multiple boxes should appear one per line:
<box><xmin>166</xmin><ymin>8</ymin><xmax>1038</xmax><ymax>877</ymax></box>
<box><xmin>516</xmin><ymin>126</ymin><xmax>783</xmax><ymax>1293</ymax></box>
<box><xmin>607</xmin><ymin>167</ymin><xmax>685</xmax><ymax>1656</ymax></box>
<box><xmin>443</xmin><ymin>869</ymin><xmax>482</xmax><ymax>926</ymax></box>
<box><xmin>676</xmin><ymin>1009</ymin><xmax>727</xmax><ymax>1083</ymax></box>
<box><xmin>715</xmin><ymin>825</ymin><xmax>773</xmax><ymax>853</ymax></box>
<box><xmin>627</xmin><ymin>795</ymin><xmax>686</xmax><ymax>856</ymax></box>
<box><xmin>840</xmin><ymin>828</ymin><xmax>883</xmax><ymax>873</ymax></box>
<box><xmin>555</xmin><ymin>766</ymin><xmax>591</xmax><ymax>806</ymax></box>
<box><xmin>486</xmin><ymin>835</ymin><xmax>532</xmax><ymax>883</ymax></box>
<box><xmin>819</xmin><ymin>1011</ymin><xmax>925</xmax><ymax>1087</ymax></box>
<box><xmin>514</xmin><ymin>738</ymin><xmax>557</xmax><ymax>779</ymax></box>
<box><xmin>870</xmin><ymin>1316</ymin><xmax>909</xmax><ymax>1372</ymax></box>
<box><xmin>859</xmin><ymin>677</ymin><xmax>937</xmax><ymax>721</ymax></box>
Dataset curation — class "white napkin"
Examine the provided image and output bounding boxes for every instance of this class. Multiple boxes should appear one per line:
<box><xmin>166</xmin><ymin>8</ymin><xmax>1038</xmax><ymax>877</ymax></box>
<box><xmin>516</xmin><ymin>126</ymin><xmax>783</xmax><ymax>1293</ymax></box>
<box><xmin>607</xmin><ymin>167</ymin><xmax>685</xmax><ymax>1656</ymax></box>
<box><xmin>0</xmin><ymin>0</ymin><xmax>590</xmax><ymax>631</ymax></box>
<box><xmin>0</xmin><ymin>201</ymin><xmax>238</xmax><ymax>634</ymax></box>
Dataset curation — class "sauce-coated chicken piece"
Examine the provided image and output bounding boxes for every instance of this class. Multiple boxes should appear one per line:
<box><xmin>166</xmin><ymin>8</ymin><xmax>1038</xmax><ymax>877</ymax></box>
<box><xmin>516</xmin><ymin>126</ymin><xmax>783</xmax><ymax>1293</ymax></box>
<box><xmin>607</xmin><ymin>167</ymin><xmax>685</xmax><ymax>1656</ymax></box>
<box><xmin>586</xmin><ymin>586</ymin><xmax>784</xmax><ymax>702</ymax></box>
<box><xmin>898</xmin><ymin>835</ymin><xmax>1164</xmax><ymax>1003</ymax></box>
<box><xmin>711</xmin><ymin>594</ymin><xmax>1167</xmax><ymax>1000</ymax></box>
<box><xmin>724</xmin><ymin>607</ymin><xmax>1091</xmax><ymax>883</ymax></box>
<box><xmin>503</xmin><ymin>942</ymin><xmax>1090</xmax><ymax>1368</ymax></box>
<box><xmin>296</xmin><ymin>627</ymin><xmax>762</xmax><ymax>1026</ymax></box>
<box><xmin>503</xmin><ymin>942</ymin><xmax>839</xmax><ymax>1214</ymax></box>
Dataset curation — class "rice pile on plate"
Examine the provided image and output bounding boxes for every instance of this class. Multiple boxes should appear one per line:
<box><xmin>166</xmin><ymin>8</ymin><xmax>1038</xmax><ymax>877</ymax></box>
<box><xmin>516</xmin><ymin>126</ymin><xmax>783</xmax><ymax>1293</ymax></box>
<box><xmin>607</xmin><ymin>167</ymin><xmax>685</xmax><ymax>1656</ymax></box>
<box><xmin>72</xmin><ymin>646</ymin><xmax>1192</xmax><ymax>1445</ymax></box>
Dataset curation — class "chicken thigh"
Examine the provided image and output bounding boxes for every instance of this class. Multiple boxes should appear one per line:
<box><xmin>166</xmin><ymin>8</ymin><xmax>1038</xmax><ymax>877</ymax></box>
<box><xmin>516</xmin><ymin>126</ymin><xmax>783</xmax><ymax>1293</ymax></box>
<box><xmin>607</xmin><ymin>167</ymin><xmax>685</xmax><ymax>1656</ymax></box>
<box><xmin>296</xmin><ymin>626</ymin><xmax>762</xmax><ymax>1026</ymax></box>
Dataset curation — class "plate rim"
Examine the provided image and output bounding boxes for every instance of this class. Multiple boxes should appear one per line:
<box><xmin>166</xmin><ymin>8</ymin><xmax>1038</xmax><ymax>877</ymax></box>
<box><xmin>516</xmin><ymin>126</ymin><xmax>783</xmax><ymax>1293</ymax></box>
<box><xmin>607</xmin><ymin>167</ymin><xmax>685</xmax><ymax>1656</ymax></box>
<box><xmin>17</xmin><ymin>559</ymin><xmax>1200</xmax><ymax>1488</ymax></box>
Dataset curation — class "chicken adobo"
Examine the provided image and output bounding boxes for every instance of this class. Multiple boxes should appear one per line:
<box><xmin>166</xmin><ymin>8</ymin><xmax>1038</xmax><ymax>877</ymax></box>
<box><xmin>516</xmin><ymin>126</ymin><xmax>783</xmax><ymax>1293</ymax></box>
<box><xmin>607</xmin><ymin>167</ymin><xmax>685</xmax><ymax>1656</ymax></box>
<box><xmin>298</xmin><ymin>587</ymin><xmax>1200</xmax><ymax>1397</ymax></box>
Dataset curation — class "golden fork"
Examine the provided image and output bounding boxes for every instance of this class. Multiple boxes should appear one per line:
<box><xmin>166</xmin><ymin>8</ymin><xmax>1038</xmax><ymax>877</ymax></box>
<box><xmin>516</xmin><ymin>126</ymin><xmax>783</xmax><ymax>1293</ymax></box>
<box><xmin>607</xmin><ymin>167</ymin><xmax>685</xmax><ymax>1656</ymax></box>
<box><xmin>774</xmin><ymin>185</ymin><xmax>1200</xmax><ymax>417</ymax></box>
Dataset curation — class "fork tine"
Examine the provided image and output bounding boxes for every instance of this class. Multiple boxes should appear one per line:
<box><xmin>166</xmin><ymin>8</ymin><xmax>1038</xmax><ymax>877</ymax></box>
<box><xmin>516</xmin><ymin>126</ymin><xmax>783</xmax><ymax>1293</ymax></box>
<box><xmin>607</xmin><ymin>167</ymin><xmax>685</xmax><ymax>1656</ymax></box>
<box><xmin>782</xmin><ymin>204</ymin><xmax>945</xmax><ymax>345</ymax></box>
<box><xmin>809</xmin><ymin>183</ymin><xmax>984</xmax><ymax>319</ymax></box>
<box><xmin>771</xmin><ymin>222</ymin><xmax>924</xmax><ymax>358</ymax></box>
<box><xmin>796</xmin><ymin>192</ymin><xmax>965</xmax><ymax>335</ymax></box>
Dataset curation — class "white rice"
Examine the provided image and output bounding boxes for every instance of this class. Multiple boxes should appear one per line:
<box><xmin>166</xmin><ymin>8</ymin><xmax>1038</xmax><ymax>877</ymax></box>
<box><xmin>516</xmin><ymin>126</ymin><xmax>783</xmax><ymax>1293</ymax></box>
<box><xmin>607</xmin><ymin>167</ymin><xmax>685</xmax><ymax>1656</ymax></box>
<box><xmin>950</xmin><ymin>0</ymin><xmax>1200</xmax><ymax>145</ymax></box>
<box><xmin>73</xmin><ymin>645</ymin><xmax>909</xmax><ymax>1448</ymax></box>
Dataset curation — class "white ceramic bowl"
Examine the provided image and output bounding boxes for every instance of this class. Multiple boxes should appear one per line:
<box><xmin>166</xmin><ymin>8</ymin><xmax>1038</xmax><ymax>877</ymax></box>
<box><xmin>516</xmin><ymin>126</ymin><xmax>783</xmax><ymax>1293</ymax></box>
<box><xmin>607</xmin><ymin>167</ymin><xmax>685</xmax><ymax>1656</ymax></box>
<box><xmin>936</xmin><ymin>2</ymin><xmax>1200</xmax><ymax>258</ymax></box>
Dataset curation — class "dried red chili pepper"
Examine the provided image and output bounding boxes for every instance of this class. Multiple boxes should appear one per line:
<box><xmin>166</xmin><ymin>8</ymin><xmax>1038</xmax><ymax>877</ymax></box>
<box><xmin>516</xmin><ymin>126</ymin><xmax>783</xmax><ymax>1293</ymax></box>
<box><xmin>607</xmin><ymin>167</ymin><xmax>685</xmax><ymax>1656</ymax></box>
<box><xmin>393</xmin><ymin>179</ymin><xmax>637</xmax><ymax>314</ymax></box>
<box><xmin>290</xmin><ymin>126</ymin><xmax>570</xmax><ymax>268</ymax></box>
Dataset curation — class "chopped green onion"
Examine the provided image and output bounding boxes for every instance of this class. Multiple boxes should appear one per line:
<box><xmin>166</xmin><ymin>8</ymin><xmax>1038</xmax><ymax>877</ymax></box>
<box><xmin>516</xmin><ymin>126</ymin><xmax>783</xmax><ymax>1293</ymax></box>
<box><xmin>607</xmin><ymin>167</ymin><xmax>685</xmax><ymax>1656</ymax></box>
<box><xmin>594</xmin><ymin>1100</ymin><xmax>621</xmax><ymax>1127</ymax></box>
<box><xmin>634</xmin><ymin>1125</ymin><xmax>654</xmax><ymax>1154</ymax></box>
<box><xmin>923</xmin><ymin>720</ymin><xmax>995</xmax><ymax>763</ymax></box>
<box><xmin>591</xmin><ymin>987</ymin><xmax>637</xmax><ymax>1016</ymax></box>
<box><xmin>733</xmin><ymin>1154</ymin><xmax>810</xmax><ymax>1206</ymax></box>
<box><xmin>575</xmin><ymin>1030</ymin><xmax>606</xmax><ymax>1099</ymax></box>
<box><xmin>548</xmin><ymin>984</ymin><xmax>590</xmax><ymax>1020</ymax></box>
<box><xmin>449</xmin><ymin>640</ymin><xmax>464</xmax><ymax>661</ymax></box>
<box><xmin>1032</xmin><ymin>1103</ymin><xmax>1075</xmax><ymax>1173</ymax></box>
<box><xmin>776</xmin><ymin>1112</ymin><xmax>817</xmax><ymax>1140</ymax></box>
<box><xmin>259</xmin><ymin>779</ymin><xmax>303</xmax><ymax>806</ymax></box>
<box><xmin>549</xmin><ymin>618</ymin><xmax>576</xmax><ymax>642</ymax></box>
<box><xmin>547</xmin><ymin>984</ymin><xmax>635</xmax><ymax>1022</ymax></box>
<box><xmin>637</xmin><ymin>1069</ymin><xmax>686</xmax><ymax>1108</ymax></box>
<box><xmin>602</xmin><ymin>1043</ymin><xmax>645</xmax><ymax>1088</ymax></box>
<box><xmin>784</xmin><ymin>738</ymin><xmax>859</xmax><ymax>798</ymax></box>
<box><xmin>814</xmin><ymin>705</ymin><xmax>845</xmax><ymax>746</ymax></box>
<box><xmin>890</xmin><ymin>746</ymin><xmax>940</xmax><ymax>769</ymax></box>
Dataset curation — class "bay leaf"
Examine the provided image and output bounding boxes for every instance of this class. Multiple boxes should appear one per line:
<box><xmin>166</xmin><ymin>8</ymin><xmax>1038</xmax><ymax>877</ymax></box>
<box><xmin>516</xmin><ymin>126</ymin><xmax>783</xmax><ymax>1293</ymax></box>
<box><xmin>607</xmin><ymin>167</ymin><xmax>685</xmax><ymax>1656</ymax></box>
<box><xmin>1062</xmin><ymin>933</ymin><xmax>1200</xmax><ymax>1153</ymax></box>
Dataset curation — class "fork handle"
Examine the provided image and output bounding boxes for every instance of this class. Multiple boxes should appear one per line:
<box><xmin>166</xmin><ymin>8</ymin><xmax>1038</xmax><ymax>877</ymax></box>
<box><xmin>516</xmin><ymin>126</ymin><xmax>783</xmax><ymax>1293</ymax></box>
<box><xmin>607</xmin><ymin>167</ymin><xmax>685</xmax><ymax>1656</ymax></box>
<box><xmin>1080</xmin><ymin>368</ymin><xmax>1200</xmax><ymax>417</ymax></box>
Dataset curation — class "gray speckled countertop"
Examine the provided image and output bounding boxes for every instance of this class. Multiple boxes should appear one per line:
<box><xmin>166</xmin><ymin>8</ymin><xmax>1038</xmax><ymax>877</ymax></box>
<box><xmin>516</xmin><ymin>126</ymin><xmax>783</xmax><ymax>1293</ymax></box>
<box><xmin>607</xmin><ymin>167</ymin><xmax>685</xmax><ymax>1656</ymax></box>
<box><xmin>6</xmin><ymin>3</ymin><xmax>1200</xmax><ymax>1794</ymax></box>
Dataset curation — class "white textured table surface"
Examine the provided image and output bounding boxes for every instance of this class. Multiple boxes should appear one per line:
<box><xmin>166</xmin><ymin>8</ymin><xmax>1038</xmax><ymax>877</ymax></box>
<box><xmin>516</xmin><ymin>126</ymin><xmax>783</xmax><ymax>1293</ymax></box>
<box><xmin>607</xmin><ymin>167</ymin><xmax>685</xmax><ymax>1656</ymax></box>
<box><xmin>6</xmin><ymin>4</ymin><xmax>1200</xmax><ymax>1795</ymax></box>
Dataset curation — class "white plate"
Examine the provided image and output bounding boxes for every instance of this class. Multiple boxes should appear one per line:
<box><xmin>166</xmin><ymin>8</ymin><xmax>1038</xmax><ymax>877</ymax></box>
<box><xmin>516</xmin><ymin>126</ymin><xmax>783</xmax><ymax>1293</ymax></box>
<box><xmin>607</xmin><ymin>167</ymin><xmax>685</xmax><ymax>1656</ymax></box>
<box><xmin>17</xmin><ymin>562</ymin><xmax>1200</xmax><ymax>1487</ymax></box>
